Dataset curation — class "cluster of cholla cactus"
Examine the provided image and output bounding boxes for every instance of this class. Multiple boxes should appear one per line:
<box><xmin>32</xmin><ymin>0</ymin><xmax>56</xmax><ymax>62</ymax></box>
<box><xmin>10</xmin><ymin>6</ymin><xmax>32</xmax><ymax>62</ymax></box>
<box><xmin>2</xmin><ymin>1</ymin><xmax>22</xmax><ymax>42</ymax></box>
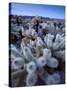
<box><xmin>10</xmin><ymin>20</ymin><xmax>65</xmax><ymax>87</ymax></box>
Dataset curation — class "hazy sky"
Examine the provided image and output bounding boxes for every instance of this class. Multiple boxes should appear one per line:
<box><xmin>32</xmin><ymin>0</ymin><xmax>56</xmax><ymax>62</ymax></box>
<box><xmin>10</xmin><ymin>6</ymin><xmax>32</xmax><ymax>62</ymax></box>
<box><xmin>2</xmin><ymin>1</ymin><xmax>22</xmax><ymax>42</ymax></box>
<box><xmin>9</xmin><ymin>3</ymin><xmax>65</xmax><ymax>19</ymax></box>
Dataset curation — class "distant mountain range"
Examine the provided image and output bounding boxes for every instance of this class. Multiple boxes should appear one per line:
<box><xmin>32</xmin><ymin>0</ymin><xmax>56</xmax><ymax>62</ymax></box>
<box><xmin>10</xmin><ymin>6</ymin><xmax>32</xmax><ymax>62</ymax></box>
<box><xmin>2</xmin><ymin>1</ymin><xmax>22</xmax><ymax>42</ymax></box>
<box><xmin>9</xmin><ymin>14</ymin><xmax>65</xmax><ymax>23</ymax></box>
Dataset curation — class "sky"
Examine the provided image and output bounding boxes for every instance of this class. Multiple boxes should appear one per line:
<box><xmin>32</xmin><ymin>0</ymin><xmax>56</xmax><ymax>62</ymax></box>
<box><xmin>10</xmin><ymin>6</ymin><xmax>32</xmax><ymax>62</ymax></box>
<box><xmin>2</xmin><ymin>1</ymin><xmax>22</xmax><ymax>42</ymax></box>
<box><xmin>9</xmin><ymin>3</ymin><xmax>65</xmax><ymax>19</ymax></box>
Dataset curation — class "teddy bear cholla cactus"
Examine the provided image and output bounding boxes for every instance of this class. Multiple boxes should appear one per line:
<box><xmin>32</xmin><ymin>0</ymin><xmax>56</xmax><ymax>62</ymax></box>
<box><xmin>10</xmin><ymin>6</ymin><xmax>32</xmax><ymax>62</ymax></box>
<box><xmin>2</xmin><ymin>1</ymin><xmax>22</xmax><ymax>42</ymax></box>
<box><xmin>24</xmin><ymin>48</ymin><xmax>59</xmax><ymax>86</ymax></box>
<box><xmin>44</xmin><ymin>72</ymin><xmax>61</xmax><ymax>85</ymax></box>
<box><xmin>44</xmin><ymin>33</ymin><xmax>54</xmax><ymax>49</ymax></box>
<box><xmin>38</xmin><ymin>68</ymin><xmax>61</xmax><ymax>85</ymax></box>
<box><xmin>25</xmin><ymin>33</ymin><xmax>65</xmax><ymax>86</ymax></box>
<box><xmin>24</xmin><ymin>23</ymin><xmax>38</xmax><ymax>37</ymax></box>
<box><xmin>10</xmin><ymin>29</ymin><xmax>65</xmax><ymax>86</ymax></box>
<box><xmin>26</xmin><ymin>72</ymin><xmax>38</xmax><ymax>86</ymax></box>
<box><xmin>21</xmin><ymin>42</ymin><xmax>35</xmax><ymax>62</ymax></box>
<box><xmin>52</xmin><ymin>34</ymin><xmax>65</xmax><ymax>50</ymax></box>
<box><xmin>11</xmin><ymin>57</ymin><xmax>25</xmax><ymax>70</ymax></box>
<box><xmin>10</xmin><ymin>44</ymin><xmax>25</xmax><ymax>71</ymax></box>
